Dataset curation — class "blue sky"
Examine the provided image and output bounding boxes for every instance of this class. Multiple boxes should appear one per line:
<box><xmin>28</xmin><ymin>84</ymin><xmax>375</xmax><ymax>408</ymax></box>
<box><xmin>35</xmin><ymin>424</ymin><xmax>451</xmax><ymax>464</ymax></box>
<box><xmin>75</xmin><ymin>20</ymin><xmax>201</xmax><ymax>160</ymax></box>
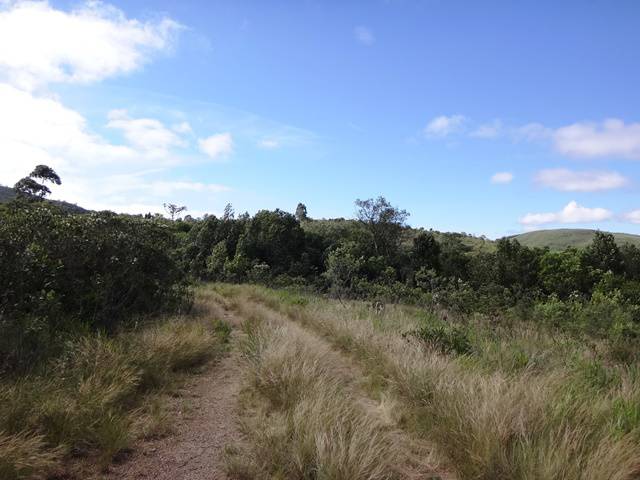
<box><xmin>1</xmin><ymin>0</ymin><xmax>639</xmax><ymax>238</ymax></box>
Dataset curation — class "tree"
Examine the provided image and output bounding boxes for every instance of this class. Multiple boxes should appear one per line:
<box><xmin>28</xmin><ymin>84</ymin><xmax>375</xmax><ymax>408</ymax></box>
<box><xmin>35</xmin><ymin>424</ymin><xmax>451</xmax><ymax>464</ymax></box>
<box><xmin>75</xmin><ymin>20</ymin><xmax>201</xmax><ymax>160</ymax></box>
<box><xmin>295</xmin><ymin>203</ymin><xmax>308</xmax><ymax>222</ymax></box>
<box><xmin>223</xmin><ymin>203</ymin><xmax>235</xmax><ymax>221</ymax></box>
<box><xmin>163</xmin><ymin>203</ymin><xmax>187</xmax><ymax>221</ymax></box>
<box><xmin>355</xmin><ymin>196</ymin><xmax>409</xmax><ymax>258</ymax></box>
<box><xmin>30</xmin><ymin>165</ymin><xmax>61</xmax><ymax>185</ymax></box>
<box><xmin>324</xmin><ymin>243</ymin><xmax>363</xmax><ymax>301</ymax></box>
<box><xmin>494</xmin><ymin>238</ymin><xmax>541</xmax><ymax>291</ymax></box>
<box><xmin>583</xmin><ymin>231</ymin><xmax>623</xmax><ymax>275</ymax></box>
<box><xmin>14</xmin><ymin>164</ymin><xmax>61</xmax><ymax>200</ymax></box>
<box><xmin>412</xmin><ymin>231</ymin><xmax>441</xmax><ymax>271</ymax></box>
<box><xmin>438</xmin><ymin>234</ymin><xmax>470</xmax><ymax>279</ymax></box>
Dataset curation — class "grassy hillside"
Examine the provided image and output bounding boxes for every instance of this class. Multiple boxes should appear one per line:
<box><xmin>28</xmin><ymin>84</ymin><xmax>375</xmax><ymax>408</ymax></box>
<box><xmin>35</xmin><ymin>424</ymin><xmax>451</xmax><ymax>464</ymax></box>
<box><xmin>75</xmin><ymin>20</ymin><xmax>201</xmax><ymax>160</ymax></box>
<box><xmin>0</xmin><ymin>185</ymin><xmax>87</xmax><ymax>214</ymax></box>
<box><xmin>511</xmin><ymin>228</ymin><xmax>640</xmax><ymax>250</ymax></box>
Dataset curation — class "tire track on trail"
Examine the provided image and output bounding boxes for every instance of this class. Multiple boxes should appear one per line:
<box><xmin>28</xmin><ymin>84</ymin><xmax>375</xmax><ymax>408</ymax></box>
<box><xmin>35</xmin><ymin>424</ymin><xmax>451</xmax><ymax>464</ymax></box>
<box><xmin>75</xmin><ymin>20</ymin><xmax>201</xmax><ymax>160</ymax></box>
<box><xmin>219</xmin><ymin>289</ymin><xmax>456</xmax><ymax>480</ymax></box>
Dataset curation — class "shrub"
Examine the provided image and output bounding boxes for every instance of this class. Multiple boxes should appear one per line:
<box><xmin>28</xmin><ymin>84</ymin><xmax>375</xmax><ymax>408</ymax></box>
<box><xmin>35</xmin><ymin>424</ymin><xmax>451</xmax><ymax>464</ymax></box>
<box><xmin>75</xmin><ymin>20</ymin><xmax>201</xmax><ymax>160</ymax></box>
<box><xmin>0</xmin><ymin>203</ymin><xmax>190</xmax><ymax>371</ymax></box>
<box><xmin>406</xmin><ymin>319</ymin><xmax>474</xmax><ymax>356</ymax></box>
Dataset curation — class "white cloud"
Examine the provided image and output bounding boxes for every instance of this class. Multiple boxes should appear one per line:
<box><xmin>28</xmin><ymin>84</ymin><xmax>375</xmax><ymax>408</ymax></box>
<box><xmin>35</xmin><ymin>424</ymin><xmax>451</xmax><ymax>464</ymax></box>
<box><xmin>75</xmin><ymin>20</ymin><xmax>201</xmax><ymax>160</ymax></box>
<box><xmin>51</xmin><ymin>171</ymin><xmax>231</xmax><ymax>216</ymax></box>
<box><xmin>491</xmin><ymin>172</ymin><xmax>513</xmax><ymax>184</ymax></box>
<box><xmin>0</xmin><ymin>82</ymin><xmax>134</xmax><ymax>183</ymax></box>
<box><xmin>0</xmin><ymin>84</ymin><xmax>230</xmax><ymax>215</ymax></box>
<box><xmin>553</xmin><ymin>119</ymin><xmax>640</xmax><ymax>159</ymax></box>
<box><xmin>424</xmin><ymin>114</ymin><xmax>466</xmax><ymax>138</ymax></box>
<box><xmin>354</xmin><ymin>26</ymin><xmax>374</xmax><ymax>46</ymax></box>
<box><xmin>520</xmin><ymin>201</ymin><xmax>613</xmax><ymax>226</ymax></box>
<box><xmin>624</xmin><ymin>210</ymin><xmax>640</xmax><ymax>224</ymax></box>
<box><xmin>199</xmin><ymin>133</ymin><xmax>233</xmax><ymax>160</ymax></box>
<box><xmin>0</xmin><ymin>2</ymin><xmax>235</xmax><ymax>216</ymax></box>
<box><xmin>0</xmin><ymin>1</ymin><xmax>180</xmax><ymax>89</ymax></box>
<box><xmin>535</xmin><ymin>168</ymin><xmax>629</xmax><ymax>192</ymax></box>
<box><xmin>107</xmin><ymin>109</ymin><xmax>185</xmax><ymax>157</ymax></box>
<box><xmin>258</xmin><ymin>138</ymin><xmax>279</xmax><ymax>149</ymax></box>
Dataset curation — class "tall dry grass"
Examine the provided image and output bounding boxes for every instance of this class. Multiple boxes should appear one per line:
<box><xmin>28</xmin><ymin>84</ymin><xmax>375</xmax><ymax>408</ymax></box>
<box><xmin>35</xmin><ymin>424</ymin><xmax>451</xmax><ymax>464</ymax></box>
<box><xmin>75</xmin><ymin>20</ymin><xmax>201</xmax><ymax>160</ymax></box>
<box><xmin>218</xmin><ymin>284</ymin><xmax>640</xmax><ymax>480</ymax></box>
<box><xmin>227</xmin><ymin>300</ymin><xmax>437</xmax><ymax>479</ymax></box>
<box><xmin>0</xmin><ymin>289</ymin><xmax>228</xmax><ymax>480</ymax></box>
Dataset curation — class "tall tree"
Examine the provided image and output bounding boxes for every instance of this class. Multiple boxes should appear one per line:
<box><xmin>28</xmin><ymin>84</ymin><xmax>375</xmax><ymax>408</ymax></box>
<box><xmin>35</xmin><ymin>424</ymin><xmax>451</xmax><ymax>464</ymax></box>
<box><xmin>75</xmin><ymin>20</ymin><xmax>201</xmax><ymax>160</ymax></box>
<box><xmin>355</xmin><ymin>196</ymin><xmax>409</xmax><ymax>257</ymax></box>
<box><xmin>584</xmin><ymin>231</ymin><xmax>623</xmax><ymax>275</ymax></box>
<box><xmin>163</xmin><ymin>203</ymin><xmax>187</xmax><ymax>221</ymax></box>
<box><xmin>14</xmin><ymin>164</ymin><xmax>61</xmax><ymax>200</ymax></box>
<box><xmin>295</xmin><ymin>202</ymin><xmax>308</xmax><ymax>222</ymax></box>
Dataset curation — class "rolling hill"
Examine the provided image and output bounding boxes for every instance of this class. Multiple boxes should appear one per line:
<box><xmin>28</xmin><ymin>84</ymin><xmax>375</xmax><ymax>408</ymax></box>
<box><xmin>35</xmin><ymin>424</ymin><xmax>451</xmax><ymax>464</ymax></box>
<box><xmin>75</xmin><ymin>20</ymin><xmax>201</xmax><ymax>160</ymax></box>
<box><xmin>509</xmin><ymin>229</ymin><xmax>640</xmax><ymax>250</ymax></box>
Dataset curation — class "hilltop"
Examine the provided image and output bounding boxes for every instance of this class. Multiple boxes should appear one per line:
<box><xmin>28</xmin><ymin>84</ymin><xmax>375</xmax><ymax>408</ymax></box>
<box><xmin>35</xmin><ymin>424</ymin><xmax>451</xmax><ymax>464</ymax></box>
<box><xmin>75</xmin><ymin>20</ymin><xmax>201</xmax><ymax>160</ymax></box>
<box><xmin>509</xmin><ymin>228</ymin><xmax>640</xmax><ymax>251</ymax></box>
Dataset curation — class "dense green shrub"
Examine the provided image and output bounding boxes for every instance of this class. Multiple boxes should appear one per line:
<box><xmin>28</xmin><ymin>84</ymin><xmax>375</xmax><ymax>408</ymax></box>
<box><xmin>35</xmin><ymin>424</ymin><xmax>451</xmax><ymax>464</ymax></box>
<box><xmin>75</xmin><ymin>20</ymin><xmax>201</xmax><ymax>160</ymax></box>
<box><xmin>406</xmin><ymin>317</ymin><xmax>474</xmax><ymax>355</ymax></box>
<box><xmin>0</xmin><ymin>203</ymin><xmax>189</xmax><ymax>371</ymax></box>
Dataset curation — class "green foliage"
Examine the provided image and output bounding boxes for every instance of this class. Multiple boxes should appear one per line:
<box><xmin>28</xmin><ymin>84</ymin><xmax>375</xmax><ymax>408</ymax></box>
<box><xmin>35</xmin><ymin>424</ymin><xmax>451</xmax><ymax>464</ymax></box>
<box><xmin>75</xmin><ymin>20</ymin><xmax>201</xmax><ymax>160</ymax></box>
<box><xmin>205</xmin><ymin>240</ymin><xmax>227</xmax><ymax>279</ymax></box>
<box><xmin>407</xmin><ymin>317</ymin><xmax>474</xmax><ymax>356</ymax></box>
<box><xmin>323</xmin><ymin>243</ymin><xmax>364</xmax><ymax>299</ymax></box>
<box><xmin>179</xmin><ymin>198</ymin><xmax>640</xmax><ymax>348</ymax></box>
<box><xmin>355</xmin><ymin>196</ymin><xmax>409</xmax><ymax>258</ymax></box>
<box><xmin>0</xmin><ymin>203</ymin><xmax>189</xmax><ymax>371</ymax></box>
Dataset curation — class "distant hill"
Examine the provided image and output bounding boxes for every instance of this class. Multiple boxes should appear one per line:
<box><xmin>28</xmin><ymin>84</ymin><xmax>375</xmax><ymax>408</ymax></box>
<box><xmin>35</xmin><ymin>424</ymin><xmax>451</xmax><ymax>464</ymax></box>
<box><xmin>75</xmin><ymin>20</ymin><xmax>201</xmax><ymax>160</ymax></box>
<box><xmin>510</xmin><ymin>229</ymin><xmax>640</xmax><ymax>250</ymax></box>
<box><xmin>0</xmin><ymin>185</ymin><xmax>88</xmax><ymax>214</ymax></box>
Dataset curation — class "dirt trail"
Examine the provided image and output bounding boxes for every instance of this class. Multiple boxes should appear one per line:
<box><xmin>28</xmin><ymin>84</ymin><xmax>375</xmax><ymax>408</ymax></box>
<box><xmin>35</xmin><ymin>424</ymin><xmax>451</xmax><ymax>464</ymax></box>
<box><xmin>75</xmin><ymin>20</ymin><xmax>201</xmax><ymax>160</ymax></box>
<box><xmin>100</xmin><ymin>311</ymin><xmax>244</xmax><ymax>480</ymax></box>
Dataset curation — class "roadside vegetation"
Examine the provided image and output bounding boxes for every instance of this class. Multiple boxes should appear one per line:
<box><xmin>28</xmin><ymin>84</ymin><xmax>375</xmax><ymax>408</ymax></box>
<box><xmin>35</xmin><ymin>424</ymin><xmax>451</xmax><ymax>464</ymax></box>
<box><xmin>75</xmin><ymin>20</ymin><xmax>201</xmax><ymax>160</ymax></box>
<box><xmin>0</xmin><ymin>169</ymin><xmax>229</xmax><ymax>479</ymax></box>
<box><xmin>2</xmin><ymin>166</ymin><xmax>639</xmax><ymax>479</ymax></box>
<box><xmin>0</xmin><ymin>286</ymin><xmax>228</xmax><ymax>480</ymax></box>
<box><xmin>224</xmin><ymin>287</ymin><xmax>444</xmax><ymax>479</ymax></box>
<box><xmin>215</xmin><ymin>284</ymin><xmax>640</xmax><ymax>480</ymax></box>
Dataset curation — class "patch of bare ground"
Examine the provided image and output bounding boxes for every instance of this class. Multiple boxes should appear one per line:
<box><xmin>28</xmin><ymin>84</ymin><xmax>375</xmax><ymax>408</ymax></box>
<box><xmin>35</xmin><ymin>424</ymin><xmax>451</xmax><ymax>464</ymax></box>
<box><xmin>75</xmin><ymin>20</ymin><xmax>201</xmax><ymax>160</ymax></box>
<box><xmin>83</xmin><ymin>309</ymin><xmax>244</xmax><ymax>480</ymax></box>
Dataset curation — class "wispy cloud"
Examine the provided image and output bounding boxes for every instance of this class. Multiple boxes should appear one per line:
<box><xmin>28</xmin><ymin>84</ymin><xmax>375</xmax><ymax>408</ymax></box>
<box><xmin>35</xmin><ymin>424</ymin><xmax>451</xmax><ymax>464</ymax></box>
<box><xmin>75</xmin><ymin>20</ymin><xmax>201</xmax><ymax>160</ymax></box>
<box><xmin>198</xmin><ymin>132</ymin><xmax>233</xmax><ymax>160</ymax></box>
<box><xmin>424</xmin><ymin>114</ymin><xmax>466</xmax><ymax>138</ymax></box>
<box><xmin>491</xmin><ymin>172</ymin><xmax>513</xmax><ymax>184</ymax></box>
<box><xmin>553</xmin><ymin>119</ymin><xmax>640</xmax><ymax>160</ymax></box>
<box><xmin>107</xmin><ymin>109</ymin><xmax>185</xmax><ymax>158</ymax></box>
<box><xmin>520</xmin><ymin>201</ymin><xmax>613</xmax><ymax>226</ymax></box>
<box><xmin>469</xmin><ymin>117</ymin><xmax>640</xmax><ymax>161</ymax></box>
<box><xmin>258</xmin><ymin>138</ymin><xmax>279</xmax><ymax>149</ymax></box>
<box><xmin>471</xmin><ymin>120</ymin><xmax>503</xmax><ymax>139</ymax></box>
<box><xmin>535</xmin><ymin>168</ymin><xmax>629</xmax><ymax>192</ymax></box>
<box><xmin>624</xmin><ymin>210</ymin><xmax>640</xmax><ymax>224</ymax></box>
<box><xmin>354</xmin><ymin>25</ymin><xmax>375</xmax><ymax>46</ymax></box>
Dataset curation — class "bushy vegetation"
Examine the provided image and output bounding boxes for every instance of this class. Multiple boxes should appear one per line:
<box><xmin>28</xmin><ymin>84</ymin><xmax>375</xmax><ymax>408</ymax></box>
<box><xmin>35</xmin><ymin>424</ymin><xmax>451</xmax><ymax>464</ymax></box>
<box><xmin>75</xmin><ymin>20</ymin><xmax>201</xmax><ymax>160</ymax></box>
<box><xmin>0</xmin><ymin>201</ymin><xmax>190</xmax><ymax>371</ymax></box>
<box><xmin>181</xmin><ymin>197</ymin><xmax>640</xmax><ymax>359</ymax></box>
<box><xmin>0</xmin><ymin>168</ymin><xmax>223</xmax><ymax>478</ymax></box>
<box><xmin>218</xmin><ymin>284</ymin><xmax>640</xmax><ymax>480</ymax></box>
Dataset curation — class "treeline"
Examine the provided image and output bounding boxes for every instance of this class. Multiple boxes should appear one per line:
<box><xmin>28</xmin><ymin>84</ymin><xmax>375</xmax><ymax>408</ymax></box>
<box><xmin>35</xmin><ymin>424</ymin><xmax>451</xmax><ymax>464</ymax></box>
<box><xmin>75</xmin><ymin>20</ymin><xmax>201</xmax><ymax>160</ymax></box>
<box><xmin>181</xmin><ymin>197</ymin><xmax>640</xmax><ymax>355</ymax></box>
<box><xmin>2</xmin><ymin>173</ymin><xmax>640</xmax><ymax>370</ymax></box>
<box><xmin>182</xmin><ymin>197</ymin><xmax>640</xmax><ymax>302</ymax></box>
